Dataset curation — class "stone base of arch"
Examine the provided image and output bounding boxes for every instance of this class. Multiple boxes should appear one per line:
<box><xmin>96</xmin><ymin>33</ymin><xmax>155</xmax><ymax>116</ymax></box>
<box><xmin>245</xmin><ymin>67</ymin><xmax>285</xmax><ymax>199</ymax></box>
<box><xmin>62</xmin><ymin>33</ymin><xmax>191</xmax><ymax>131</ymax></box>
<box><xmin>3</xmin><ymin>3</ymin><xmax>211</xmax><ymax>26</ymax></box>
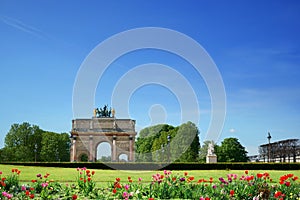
<box><xmin>70</xmin><ymin>117</ymin><xmax>136</xmax><ymax>162</ymax></box>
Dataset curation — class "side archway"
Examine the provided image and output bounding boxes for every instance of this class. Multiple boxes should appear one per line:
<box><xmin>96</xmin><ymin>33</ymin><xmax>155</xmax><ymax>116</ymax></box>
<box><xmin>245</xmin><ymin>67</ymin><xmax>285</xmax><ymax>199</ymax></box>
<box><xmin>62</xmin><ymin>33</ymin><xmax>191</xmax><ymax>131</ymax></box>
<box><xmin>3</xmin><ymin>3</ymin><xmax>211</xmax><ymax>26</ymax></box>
<box><xmin>118</xmin><ymin>153</ymin><xmax>129</xmax><ymax>162</ymax></box>
<box><xmin>79</xmin><ymin>153</ymin><xmax>89</xmax><ymax>162</ymax></box>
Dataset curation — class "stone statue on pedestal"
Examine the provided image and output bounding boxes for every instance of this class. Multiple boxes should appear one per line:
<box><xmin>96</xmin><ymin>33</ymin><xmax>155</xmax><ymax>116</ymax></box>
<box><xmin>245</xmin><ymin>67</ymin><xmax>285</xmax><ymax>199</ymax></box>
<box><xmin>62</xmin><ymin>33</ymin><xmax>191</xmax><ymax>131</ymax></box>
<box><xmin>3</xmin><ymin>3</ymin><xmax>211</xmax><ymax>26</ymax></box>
<box><xmin>206</xmin><ymin>142</ymin><xmax>217</xmax><ymax>163</ymax></box>
<box><xmin>208</xmin><ymin>142</ymin><xmax>215</xmax><ymax>155</ymax></box>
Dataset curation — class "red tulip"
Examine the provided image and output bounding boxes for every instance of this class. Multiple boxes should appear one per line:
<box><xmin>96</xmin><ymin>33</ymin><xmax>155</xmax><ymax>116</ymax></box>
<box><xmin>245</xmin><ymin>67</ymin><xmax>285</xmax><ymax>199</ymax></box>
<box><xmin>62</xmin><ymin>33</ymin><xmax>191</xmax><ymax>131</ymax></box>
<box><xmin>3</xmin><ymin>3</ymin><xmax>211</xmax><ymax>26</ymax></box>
<box><xmin>72</xmin><ymin>194</ymin><xmax>78</xmax><ymax>200</ymax></box>
<box><xmin>285</xmin><ymin>181</ymin><xmax>291</xmax><ymax>187</ymax></box>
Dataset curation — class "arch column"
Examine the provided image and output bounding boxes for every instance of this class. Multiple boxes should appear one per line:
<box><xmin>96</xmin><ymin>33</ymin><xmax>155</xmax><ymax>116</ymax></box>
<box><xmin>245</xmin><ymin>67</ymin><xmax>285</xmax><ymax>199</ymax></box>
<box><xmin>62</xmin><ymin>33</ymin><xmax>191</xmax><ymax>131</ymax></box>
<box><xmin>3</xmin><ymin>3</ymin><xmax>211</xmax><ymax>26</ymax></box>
<box><xmin>112</xmin><ymin>135</ymin><xmax>117</xmax><ymax>161</ymax></box>
<box><xmin>129</xmin><ymin>135</ymin><xmax>134</xmax><ymax>161</ymax></box>
<box><xmin>89</xmin><ymin>135</ymin><xmax>94</xmax><ymax>162</ymax></box>
<box><xmin>72</xmin><ymin>138</ymin><xmax>77</xmax><ymax>162</ymax></box>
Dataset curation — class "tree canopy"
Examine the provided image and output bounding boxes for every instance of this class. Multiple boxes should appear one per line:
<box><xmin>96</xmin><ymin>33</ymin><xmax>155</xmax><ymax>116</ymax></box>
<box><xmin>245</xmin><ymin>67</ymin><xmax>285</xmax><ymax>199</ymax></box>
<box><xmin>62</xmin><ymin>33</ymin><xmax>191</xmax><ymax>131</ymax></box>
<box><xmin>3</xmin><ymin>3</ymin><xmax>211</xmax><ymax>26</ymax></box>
<box><xmin>215</xmin><ymin>137</ymin><xmax>248</xmax><ymax>162</ymax></box>
<box><xmin>0</xmin><ymin>122</ymin><xmax>70</xmax><ymax>162</ymax></box>
<box><xmin>135</xmin><ymin>122</ymin><xmax>200</xmax><ymax>162</ymax></box>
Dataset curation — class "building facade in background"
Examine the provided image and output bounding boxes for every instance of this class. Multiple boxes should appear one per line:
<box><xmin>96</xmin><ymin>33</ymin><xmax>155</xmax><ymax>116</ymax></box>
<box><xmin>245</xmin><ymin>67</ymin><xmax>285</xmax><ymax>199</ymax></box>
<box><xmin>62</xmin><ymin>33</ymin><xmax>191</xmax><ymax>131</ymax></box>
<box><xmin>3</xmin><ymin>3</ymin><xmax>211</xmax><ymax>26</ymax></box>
<box><xmin>257</xmin><ymin>139</ymin><xmax>300</xmax><ymax>163</ymax></box>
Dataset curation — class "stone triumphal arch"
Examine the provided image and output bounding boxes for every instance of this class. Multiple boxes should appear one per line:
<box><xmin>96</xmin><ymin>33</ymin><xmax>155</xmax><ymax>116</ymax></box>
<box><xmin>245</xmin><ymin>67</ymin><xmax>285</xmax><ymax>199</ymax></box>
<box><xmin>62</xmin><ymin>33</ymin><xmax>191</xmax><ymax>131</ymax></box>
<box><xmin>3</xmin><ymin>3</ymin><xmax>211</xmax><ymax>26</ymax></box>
<box><xmin>70</xmin><ymin>109</ymin><xmax>136</xmax><ymax>162</ymax></box>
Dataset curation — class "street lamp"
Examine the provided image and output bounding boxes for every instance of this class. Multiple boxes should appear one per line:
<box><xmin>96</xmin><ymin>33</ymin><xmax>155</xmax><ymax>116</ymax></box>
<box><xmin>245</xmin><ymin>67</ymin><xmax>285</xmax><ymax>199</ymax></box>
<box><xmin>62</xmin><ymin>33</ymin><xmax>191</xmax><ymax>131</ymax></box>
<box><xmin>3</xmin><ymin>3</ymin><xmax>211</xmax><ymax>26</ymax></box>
<box><xmin>161</xmin><ymin>144</ymin><xmax>164</xmax><ymax>162</ymax></box>
<box><xmin>292</xmin><ymin>144</ymin><xmax>296</xmax><ymax>163</ymax></box>
<box><xmin>267</xmin><ymin>132</ymin><xmax>272</xmax><ymax>162</ymax></box>
<box><xmin>34</xmin><ymin>144</ymin><xmax>38</xmax><ymax>162</ymax></box>
<box><xmin>167</xmin><ymin>135</ymin><xmax>171</xmax><ymax>143</ymax></box>
<box><xmin>167</xmin><ymin>135</ymin><xmax>171</xmax><ymax>162</ymax></box>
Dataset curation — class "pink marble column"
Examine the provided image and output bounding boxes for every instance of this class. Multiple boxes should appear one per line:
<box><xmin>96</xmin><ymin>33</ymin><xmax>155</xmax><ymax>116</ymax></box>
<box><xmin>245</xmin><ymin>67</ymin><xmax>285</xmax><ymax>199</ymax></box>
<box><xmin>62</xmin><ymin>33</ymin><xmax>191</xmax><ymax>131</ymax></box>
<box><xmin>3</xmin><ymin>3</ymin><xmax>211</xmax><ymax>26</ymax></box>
<box><xmin>72</xmin><ymin>139</ymin><xmax>76</xmax><ymax>162</ymax></box>
<box><xmin>129</xmin><ymin>135</ymin><xmax>133</xmax><ymax>161</ymax></box>
<box><xmin>89</xmin><ymin>135</ymin><xmax>93</xmax><ymax>162</ymax></box>
<box><xmin>112</xmin><ymin>135</ymin><xmax>117</xmax><ymax>161</ymax></box>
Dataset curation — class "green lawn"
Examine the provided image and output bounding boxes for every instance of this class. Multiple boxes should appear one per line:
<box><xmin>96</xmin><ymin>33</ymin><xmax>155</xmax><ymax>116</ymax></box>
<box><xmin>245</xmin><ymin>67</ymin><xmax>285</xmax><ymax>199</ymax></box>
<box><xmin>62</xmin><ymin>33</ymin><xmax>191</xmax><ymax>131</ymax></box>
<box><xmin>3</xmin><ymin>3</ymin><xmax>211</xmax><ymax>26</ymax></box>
<box><xmin>0</xmin><ymin>164</ymin><xmax>299</xmax><ymax>186</ymax></box>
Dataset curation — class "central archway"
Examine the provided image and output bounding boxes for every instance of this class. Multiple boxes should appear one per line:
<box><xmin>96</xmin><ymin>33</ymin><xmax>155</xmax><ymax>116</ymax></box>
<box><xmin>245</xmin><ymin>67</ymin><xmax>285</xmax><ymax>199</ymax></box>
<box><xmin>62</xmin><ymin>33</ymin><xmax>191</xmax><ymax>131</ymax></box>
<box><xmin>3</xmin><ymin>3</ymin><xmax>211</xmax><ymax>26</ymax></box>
<box><xmin>96</xmin><ymin>142</ymin><xmax>112</xmax><ymax>162</ymax></box>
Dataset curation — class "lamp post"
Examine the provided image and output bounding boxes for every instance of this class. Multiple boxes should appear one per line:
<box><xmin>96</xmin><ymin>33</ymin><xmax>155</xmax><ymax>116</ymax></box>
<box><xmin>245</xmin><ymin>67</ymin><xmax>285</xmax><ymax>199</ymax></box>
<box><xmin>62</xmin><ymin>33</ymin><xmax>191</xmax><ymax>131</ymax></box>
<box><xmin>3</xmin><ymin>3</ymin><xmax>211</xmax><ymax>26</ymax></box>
<box><xmin>167</xmin><ymin>135</ymin><xmax>171</xmax><ymax>163</ymax></box>
<box><xmin>161</xmin><ymin>144</ymin><xmax>164</xmax><ymax>162</ymax></box>
<box><xmin>267</xmin><ymin>132</ymin><xmax>272</xmax><ymax>162</ymax></box>
<box><xmin>34</xmin><ymin>144</ymin><xmax>37</xmax><ymax>162</ymax></box>
<box><xmin>292</xmin><ymin>144</ymin><xmax>296</xmax><ymax>163</ymax></box>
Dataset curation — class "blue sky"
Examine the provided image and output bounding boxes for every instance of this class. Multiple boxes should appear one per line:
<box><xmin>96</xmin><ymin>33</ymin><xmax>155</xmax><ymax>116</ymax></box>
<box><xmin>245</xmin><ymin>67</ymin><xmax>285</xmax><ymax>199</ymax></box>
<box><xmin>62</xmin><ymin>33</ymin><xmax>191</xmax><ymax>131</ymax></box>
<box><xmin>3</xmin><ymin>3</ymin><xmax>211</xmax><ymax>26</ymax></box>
<box><xmin>1</xmin><ymin>1</ymin><xmax>300</xmax><ymax>155</ymax></box>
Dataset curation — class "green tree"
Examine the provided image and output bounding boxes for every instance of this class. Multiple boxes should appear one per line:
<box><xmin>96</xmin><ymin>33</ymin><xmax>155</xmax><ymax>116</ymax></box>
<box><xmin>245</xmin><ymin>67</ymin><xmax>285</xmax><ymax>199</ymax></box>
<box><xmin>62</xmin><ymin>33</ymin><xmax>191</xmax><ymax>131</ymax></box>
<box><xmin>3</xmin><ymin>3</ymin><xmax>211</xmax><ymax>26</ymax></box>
<box><xmin>135</xmin><ymin>136</ymin><xmax>154</xmax><ymax>162</ymax></box>
<box><xmin>0</xmin><ymin>122</ymin><xmax>70</xmax><ymax>162</ymax></box>
<box><xmin>135</xmin><ymin>124</ymin><xmax>174</xmax><ymax>162</ymax></box>
<box><xmin>40</xmin><ymin>132</ymin><xmax>70</xmax><ymax>162</ymax></box>
<box><xmin>40</xmin><ymin>132</ymin><xmax>59</xmax><ymax>162</ymax></box>
<box><xmin>136</xmin><ymin>122</ymin><xmax>200</xmax><ymax>162</ymax></box>
<box><xmin>138</xmin><ymin>124</ymin><xmax>165</xmax><ymax>138</ymax></box>
<box><xmin>97</xmin><ymin>155</ymin><xmax>111</xmax><ymax>162</ymax></box>
<box><xmin>151</xmin><ymin>138</ymin><xmax>162</xmax><ymax>162</ymax></box>
<box><xmin>2</xmin><ymin>122</ymin><xmax>43</xmax><ymax>161</ymax></box>
<box><xmin>216</xmin><ymin>137</ymin><xmax>248</xmax><ymax>162</ymax></box>
<box><xmin>57</xmin><ymin>133</ymin><xmax>71</xmax><ymax>161</ymax></box>
<box><xmin>170</xmin><ymin>121</ymin><xmax>200</xmax><ymax>162</ymax></box>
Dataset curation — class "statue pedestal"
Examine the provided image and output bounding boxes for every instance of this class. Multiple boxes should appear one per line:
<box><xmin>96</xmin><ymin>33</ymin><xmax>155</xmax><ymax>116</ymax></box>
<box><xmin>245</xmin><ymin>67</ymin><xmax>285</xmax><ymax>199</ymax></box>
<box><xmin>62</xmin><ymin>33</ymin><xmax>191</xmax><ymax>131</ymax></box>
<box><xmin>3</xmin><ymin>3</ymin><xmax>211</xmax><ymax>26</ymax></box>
<box><xmin>206</xmin><ymin>155</ymin><xmax>217</xmax><ymax>163</ymax></box>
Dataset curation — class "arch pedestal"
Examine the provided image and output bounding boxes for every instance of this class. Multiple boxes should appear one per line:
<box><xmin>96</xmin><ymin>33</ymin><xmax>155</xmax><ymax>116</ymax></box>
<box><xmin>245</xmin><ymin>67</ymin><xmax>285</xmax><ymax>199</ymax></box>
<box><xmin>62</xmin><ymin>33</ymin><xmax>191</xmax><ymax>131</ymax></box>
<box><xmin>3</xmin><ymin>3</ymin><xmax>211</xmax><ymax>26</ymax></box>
<box><xmin>70</xmin><ymin>118</ymin><xmax>136</xmax><ymax>162</ymax></box>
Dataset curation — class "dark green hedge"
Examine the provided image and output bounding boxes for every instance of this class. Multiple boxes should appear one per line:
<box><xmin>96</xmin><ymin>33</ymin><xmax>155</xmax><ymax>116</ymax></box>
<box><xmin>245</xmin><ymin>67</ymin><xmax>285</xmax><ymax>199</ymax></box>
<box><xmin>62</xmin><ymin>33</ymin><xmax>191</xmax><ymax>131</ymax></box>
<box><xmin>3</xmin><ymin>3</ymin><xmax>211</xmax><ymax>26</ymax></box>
<box><xmin>164</xmin><ymin>162</ymin><xmax>300</xmax><ymax>170</ymax></box>
<box><xmin>1</xmin><ymin>162</ymin><xmax>299</xmax><ymax>170</ymax></box>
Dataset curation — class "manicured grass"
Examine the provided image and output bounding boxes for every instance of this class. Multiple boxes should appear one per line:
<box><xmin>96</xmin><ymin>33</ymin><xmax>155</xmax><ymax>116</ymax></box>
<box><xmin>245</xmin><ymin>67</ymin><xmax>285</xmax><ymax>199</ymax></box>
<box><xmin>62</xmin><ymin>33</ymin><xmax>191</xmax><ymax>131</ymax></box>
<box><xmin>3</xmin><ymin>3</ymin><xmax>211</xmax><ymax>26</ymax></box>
<box><xmin>1</xmin><ymin>164</ymin><xmax>299</xmax><ymax>186</ymax></box>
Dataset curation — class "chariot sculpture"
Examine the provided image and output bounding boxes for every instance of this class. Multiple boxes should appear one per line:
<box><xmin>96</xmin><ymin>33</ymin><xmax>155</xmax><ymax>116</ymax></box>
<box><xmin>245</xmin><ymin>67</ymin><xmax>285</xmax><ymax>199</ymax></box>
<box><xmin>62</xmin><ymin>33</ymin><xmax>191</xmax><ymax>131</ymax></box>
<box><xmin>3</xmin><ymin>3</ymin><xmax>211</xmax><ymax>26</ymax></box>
<box><xmin>94</xmin><ymin>105</ymin><xmax>115</xmax><ymax>118</ymax></box>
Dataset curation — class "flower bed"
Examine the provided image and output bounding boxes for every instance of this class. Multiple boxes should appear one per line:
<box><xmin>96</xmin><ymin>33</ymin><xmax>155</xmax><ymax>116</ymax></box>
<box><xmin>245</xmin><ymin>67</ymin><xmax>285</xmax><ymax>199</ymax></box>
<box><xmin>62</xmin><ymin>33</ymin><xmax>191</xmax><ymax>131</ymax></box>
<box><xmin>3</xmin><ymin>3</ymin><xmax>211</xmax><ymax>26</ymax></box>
<box><xmin>0</xmin><ymin>168</ymin><xmax>299</xmax><ymax>199</ymax></box>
